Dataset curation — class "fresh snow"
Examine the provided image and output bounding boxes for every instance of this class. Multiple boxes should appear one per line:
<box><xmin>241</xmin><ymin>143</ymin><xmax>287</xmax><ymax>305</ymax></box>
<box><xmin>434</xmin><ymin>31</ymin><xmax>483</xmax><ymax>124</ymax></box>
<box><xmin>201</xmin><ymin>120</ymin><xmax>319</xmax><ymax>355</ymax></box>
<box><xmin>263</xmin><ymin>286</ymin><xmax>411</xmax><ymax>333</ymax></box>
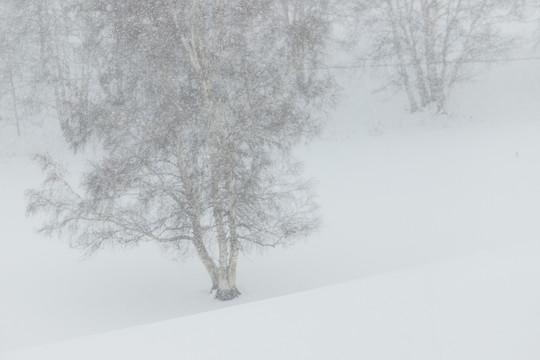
<box><xmin>1</xmin><ymin>59</ymin><xmax>540</xmax><ymax>357</ymax></box>
<box><xmin>3</xmin><ymin>241</ymin><xmax>540</xmax><ymax>360</ymax></box>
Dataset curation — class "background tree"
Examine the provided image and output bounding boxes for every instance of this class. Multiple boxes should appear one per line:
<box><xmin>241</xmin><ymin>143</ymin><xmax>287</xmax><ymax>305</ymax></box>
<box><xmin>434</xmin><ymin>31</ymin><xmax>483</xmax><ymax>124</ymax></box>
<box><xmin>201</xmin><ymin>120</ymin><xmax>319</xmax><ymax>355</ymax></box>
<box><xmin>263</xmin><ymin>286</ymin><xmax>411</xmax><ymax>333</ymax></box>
<box><xmin>0</xmin><ymin>0</ymin><xmax>42</xmax><ymax>136</ymax></box>
<box><xmin>0</xmin><ymin>0</ymin><xmax>91</xmax><ymax>138</ymax></box>
<box><xmin>27</xmin><ymin>0</ymin><xmax>334</xmax><ymax>301</ymax></box>
<box><xmin>34</xmin><ymin>0</ymin><xmax>94</xmax><ymax>148</ymax></box>
<box><xmin>351</xmin><ymin>0</ymin><xmax>520</xmax><ymax>113</ymax></box>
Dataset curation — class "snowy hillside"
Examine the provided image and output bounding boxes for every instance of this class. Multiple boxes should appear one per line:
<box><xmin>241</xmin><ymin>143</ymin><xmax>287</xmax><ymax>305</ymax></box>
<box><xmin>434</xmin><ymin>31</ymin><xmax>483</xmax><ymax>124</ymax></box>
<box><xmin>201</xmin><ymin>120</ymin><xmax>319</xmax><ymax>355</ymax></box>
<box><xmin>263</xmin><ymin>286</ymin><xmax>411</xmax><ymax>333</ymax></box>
<box><xmin>2</xmin><ymin>54</ymin><xmax>540</xmax><ymax>356</ymax></box>
<box><xmin>4</xmin><ymin>241</ymin><xmax>540</xmax><ymax>360</ymax></box>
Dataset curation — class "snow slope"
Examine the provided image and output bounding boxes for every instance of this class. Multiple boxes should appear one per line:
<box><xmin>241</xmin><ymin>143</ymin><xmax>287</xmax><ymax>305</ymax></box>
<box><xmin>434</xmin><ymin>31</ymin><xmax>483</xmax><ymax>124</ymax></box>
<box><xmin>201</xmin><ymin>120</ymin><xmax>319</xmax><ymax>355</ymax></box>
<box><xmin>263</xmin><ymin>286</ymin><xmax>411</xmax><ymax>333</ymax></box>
<box><xmin>3</xmin><ymin>241</ymin><xmax>540</xmax><ymax>360</ymax></box>
<box><xmin>1</xmin><ymin>58</ymin><xmax>540</xmax><ymax>353</ymax></box>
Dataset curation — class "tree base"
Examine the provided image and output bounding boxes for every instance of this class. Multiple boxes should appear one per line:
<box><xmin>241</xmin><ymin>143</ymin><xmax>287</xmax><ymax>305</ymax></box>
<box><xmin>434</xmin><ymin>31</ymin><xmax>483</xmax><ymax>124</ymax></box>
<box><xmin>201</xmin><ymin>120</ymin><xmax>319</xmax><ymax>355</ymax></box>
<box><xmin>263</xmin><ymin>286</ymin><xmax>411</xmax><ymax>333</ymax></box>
<box><xmin>215</xmin><ymin>286</ymin><xmax>241</xmax><ymax>301</ymax></box>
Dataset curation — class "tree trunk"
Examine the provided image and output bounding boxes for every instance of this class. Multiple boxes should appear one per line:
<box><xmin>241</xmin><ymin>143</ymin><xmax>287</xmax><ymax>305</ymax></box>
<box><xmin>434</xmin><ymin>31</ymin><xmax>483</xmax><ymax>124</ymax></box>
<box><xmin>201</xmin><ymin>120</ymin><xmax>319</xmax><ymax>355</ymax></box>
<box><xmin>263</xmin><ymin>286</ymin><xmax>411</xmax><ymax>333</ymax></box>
<box><xmin>215</xmin><ymin>270</ymin><xmax>240</xmax><ymax>301</ymax></box>
<box><xmin>176</xmin><ymin>126</ymin><xmax>220</xmax><ymax>293</ymax></box>
<box><xmin>191</xmin><ymin>219</ymin><xmax>219</xmax><ymax>292</ymax></box>
<box><xmin>9</xmin><ymin>71</ymin><xmax>20</xmax><ymax>137</ymax></box>
<box><xmin>179</xmin><ymin>7</ymin><xmax>241</xmax><ymax>301</ymax></box>
<box><xmin>215</xmin><ymin>266</ymin><xmax>240</xmax><ymax>301</ymax></box>
<box><xmin>224</xmin><ymin>175</ymin><xmax>241</xmax><ymax>299</ymax></box>
<box><xmin>396</xmin><ymin>0</ymin><xmax>429</xmax><ymax>107</ymax></box>
<box><xmin>420</xmin><ymin>0</ymin><xmax>441</xmax><ymax>106</ymax></box>
<box><xmin>386</xmin><ymin>0</ymin><xmax>418</xmax><ymax>112</ymax></box>
<box><xmin>213</xmin><ymin>207</ymin><xmax>241</xmax><ymax>301</ymax></box>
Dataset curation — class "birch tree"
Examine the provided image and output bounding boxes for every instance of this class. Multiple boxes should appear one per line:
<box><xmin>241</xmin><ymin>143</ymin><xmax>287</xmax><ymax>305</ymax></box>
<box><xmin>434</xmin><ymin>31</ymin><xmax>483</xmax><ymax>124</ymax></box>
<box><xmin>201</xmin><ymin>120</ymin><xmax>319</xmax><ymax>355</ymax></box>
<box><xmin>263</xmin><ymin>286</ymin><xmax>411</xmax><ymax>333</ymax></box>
<box><xmin>354</xmin><ymin>0</ymin><xmax>519</xmax><ymax>113</ymax></box>
<box><xmin>27</xmin><ymin>0</ymin><xmax>333</xmax><ymax>301</ymax></box>
<box><xmin>34</xmin><ymin>0</ymin><xmax>94</xmax><ymax>149</ymax></box>
<box><xmin>0</xmin><ymin>0</ymin><xmax>93</xmax><ymax>138</ymax></box>
<box><xmin>0</xmin><ymin>0</ymin><xmax>41</xmax><ymax>135</ymax></box>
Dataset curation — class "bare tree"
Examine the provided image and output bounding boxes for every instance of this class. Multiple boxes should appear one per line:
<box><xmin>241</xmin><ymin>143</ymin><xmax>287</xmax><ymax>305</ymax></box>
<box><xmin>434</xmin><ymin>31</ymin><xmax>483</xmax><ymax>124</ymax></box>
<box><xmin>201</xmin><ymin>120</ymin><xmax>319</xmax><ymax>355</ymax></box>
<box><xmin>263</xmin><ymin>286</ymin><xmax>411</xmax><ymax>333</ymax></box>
<box><xmin>34</xmin><ymin>0</ymin><xmax>94</xmax><ymax>148</ymax></box>
<box><xmin>352</xmin><ymin>0</ymin><xmax>520</xmax><ymax>113</ymax></box>
<box><xmin>0</xmin><ymin>0</ymin><xmax>42</xmax><ymax>136</ymax></box>
<box><xmin>0</xmin><ymin>0</ymin><xmax>92</xmax><ymax>138</ymax></box>
<box><xmin>27</xmin><ymin>0</ymin><xmax>334</xmax><ymax>301</ymax></box>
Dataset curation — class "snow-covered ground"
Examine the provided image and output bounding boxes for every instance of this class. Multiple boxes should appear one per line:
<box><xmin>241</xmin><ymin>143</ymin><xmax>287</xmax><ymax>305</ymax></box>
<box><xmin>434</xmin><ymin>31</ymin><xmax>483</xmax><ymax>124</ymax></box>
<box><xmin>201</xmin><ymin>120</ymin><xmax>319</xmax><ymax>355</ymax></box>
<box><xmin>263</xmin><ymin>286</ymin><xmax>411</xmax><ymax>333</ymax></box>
<box><xmin>1</xmin><ymin>58</ymin><xmax>540</xmax><ymax>357</ymax></box>
<box><xmin>4</xmin><ymin>241</ymin><xmax>540</xmax><ymax>360</ymax></box>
